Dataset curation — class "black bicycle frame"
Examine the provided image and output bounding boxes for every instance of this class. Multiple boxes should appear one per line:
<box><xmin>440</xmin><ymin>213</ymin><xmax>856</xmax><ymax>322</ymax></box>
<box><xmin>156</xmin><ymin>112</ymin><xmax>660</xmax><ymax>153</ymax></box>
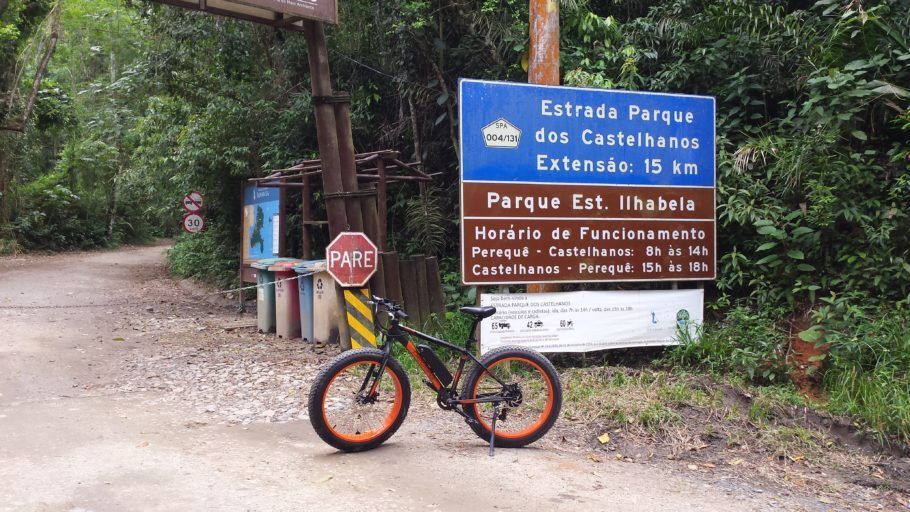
<box><xmin>366</xmin><ymin>316</ymin><xmax>509</xmax><ymax>408</ymax></box>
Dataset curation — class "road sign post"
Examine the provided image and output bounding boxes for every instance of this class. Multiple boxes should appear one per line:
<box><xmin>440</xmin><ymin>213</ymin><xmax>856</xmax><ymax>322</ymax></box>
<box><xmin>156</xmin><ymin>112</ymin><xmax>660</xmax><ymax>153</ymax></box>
<box><xmin>459</xmin><ymin>79</ymin><xmax>716</xmax><ymax>285</ymax></box>
<box><xmin>327</xmin><ymin>232</ymin><xmax>379</xmax><ymax>349</ymax></box>
<box><xmin>326</xmin><ymin>232</ymin><xmax>379</xmax><ymax>287</ymax></box>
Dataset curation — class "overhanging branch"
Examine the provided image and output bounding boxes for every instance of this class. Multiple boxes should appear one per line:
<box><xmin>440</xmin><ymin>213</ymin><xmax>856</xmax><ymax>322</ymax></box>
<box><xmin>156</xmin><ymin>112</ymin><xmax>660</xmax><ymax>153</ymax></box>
<box><xmin>0</xmin><ymin>2</ymin><xmax>61</xmax><ymax>133</ymax></box>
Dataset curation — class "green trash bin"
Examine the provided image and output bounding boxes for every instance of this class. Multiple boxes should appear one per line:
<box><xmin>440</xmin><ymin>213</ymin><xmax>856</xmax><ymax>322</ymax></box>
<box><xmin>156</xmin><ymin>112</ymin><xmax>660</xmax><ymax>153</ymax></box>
<box><xmin>269</xmin><ymin>259</ymin><xmax>304</xmax><ymax>339</ymax></box>
<box><xmin>251</xmin><ymin>257</ymin><xmax>295</xmax><ymax>333</ymax></box>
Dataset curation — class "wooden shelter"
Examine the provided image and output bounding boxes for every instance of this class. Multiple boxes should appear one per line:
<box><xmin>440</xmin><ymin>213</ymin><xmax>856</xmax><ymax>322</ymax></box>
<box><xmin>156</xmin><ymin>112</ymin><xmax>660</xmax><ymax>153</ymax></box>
<box><xmin>250</xmin><ymin>149</ymin><xmax>436</xmax><ymax>257</ymax></box>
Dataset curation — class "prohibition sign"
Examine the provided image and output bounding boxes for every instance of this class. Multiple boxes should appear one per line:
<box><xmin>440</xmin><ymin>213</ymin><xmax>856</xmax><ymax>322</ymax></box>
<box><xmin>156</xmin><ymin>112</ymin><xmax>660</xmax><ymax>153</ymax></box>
<box><xmin>182</xmin><ymin>191</ymin><xmax>204</xmax><ymax>212</ymax></box>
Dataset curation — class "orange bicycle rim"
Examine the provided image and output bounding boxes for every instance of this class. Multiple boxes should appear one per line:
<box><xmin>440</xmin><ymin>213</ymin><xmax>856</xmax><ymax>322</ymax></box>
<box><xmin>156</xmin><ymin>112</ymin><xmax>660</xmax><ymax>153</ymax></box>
<box><xmin>472</xmin><ymin>357</ymin><xmax>554</xmax><ymax>439</ymax></box>
<box><xmin>321</xmin><ymin>360</ymin><xmax>404</xmax><ymax>443</ymax></box>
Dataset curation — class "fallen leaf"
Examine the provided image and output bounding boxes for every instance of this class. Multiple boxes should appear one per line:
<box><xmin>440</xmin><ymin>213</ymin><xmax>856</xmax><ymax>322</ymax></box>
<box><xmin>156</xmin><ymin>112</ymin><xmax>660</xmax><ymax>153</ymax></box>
<box><xmin>112</xmin><ymin>337</ymin><xmax>126</xmax><ymax>342</ymax></box>
<box><xmin>728</xmin><ymin>459</ymin><xmax>744</xmax><ymax>466</ymax></box>
<box><xmin>597</xmin><ymin>433</ymin><xmax>611</xmax><ymax>444</ymax></box>
<box><xmin>588</xmin><ymin>455</ymin><xmax>602</xmax><ymax>463</ymax></box>
<box><xmin>314</xmin><ymin>474</ymin><xmax>333</xmax><ymax>483</ymax></box>
<box><xmin>702</xmin><ymin>463</ymin><xmax>716</xmax><ymax>468</ymax></box>
<box><xmin>687</xmin><ymin>464</ymin><xmax>699</xmax><ymax>470</ymax></box>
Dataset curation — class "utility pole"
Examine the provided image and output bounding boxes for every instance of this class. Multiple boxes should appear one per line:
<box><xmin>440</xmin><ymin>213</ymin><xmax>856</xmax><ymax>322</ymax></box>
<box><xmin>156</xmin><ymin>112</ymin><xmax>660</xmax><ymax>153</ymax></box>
<box><xmin>529</xmin><ymin>0</ymin><xmax>560</xmax><ymax>86</ymax></box>
<box><xmin>527</xmin><ymin>0</ymin><xmax>561</xmax><ymax>294</ymax></box>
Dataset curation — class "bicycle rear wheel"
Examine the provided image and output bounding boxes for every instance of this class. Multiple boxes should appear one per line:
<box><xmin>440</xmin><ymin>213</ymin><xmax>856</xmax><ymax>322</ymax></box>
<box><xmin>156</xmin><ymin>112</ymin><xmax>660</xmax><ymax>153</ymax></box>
<box><xmin>461</xmin><ymin>346</ymin><xmax>562</xmax><ymax>448</ymax></box>
<box><xmin>307</xmin><ymin>349</ymin><xmax>411</xmax><ymax>452</ymax></box>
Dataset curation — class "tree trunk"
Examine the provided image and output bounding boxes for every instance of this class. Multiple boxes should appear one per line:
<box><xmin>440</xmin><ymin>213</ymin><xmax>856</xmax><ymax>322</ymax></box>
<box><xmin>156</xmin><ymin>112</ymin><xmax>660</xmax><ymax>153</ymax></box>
<box><xmin>1</xmin><ymin>3</ymin><xmax>61</xmax><ymax>132</ymax></box>
<box><xmin>0</xmin><ymin>134</ymin><xmax>10</xmax><ymax>227</ymax></box>
<box><xmin>106</xmin><ymin>171</ymin><xmax>119</xmax><ymax>238</ymax></box>
<box><xmin>429</xmin><ymin>61</ymin><xmax>458</xmax><ymax>162</ymax></box>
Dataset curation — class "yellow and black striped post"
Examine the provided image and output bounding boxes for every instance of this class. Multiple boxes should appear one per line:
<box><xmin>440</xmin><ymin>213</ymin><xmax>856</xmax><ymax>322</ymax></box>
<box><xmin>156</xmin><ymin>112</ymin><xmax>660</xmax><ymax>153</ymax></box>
<box><xmin>344</xmin><ymin>288</ymin><xmax>376</xmax><ymax>348</ymax></box>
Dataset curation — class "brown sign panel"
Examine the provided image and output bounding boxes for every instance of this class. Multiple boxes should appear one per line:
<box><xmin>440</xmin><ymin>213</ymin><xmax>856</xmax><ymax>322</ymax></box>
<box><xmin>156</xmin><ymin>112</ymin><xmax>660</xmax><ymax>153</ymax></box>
<box><xmin>232</xmin><ymin>0</ymin><xmax>337</xmax><ymax>23</ymax></box>
<box><xmin>463</xmin><ymin>217</ymin><xmax>714</xmax><ymax>284</ymax></box>
<box><xmin>149</xmin><ymin>0</ymin><xmax>337</xmax><ymax>30</ymax></box>
<box><xmin>461</xmin><ymin>182</ymin><xmax>716</xmax><ymax>285</ymax></box>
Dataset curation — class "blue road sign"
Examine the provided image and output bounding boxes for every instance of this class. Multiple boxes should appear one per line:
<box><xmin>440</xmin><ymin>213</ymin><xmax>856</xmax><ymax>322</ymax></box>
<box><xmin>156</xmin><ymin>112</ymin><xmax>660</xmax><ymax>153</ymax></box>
<box><xmin>459</xmin><ymin>79</ymin><xmax>715</xmax><ymax>188</ymax></box>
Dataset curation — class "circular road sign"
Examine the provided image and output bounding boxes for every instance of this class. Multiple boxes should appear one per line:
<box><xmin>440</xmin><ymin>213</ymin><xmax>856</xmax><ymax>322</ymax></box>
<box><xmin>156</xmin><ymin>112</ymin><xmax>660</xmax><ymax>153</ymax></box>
<box><xmin>182</xmin><ymin>213</ymin><xmax>205</xmax><ymax>234</ymax></box>
<box><xmin>326</xmin><ymin>232</ymin><xmax>379</xmax><ymax>287</ymax></box>
<box><xmin>182</xmin><ymin>191</ymin><xmax>204</xmax><ymax>212</ymax></box>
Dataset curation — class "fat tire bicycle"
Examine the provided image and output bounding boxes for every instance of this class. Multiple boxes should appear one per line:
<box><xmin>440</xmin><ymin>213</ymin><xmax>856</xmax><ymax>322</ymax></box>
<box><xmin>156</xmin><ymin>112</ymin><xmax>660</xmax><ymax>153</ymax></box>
<box><xmin>307</xmin><ymin>297</ymin><xmax>563</xmax><ymax>454</ymax></box>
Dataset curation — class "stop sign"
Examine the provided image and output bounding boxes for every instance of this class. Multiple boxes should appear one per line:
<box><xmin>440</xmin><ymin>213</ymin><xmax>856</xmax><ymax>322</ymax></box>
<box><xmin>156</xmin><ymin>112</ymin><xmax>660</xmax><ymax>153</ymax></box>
<box><xmin>326</xmin><ymin>232</ymin><xmax>379</xmax><ymax>287</ymax></box>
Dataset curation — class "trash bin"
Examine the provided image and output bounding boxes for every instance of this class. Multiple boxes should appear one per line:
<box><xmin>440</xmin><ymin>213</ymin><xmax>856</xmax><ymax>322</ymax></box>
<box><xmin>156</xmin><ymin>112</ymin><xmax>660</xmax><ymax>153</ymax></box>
<box><xmin>312</xmin><ymin>268</ymin><xmax>341</xmax><ymax>344</ymax></box>
<box><xmin>269</xmin><ymin>259</ymin><xmax>304</xmax><ymax>339</ymax></box>
<box><xmin>250</xmin><ymin>257</ymin><xmax>295</xmax><ymax>334</ymax></box>
<box><xmin>294</xmin><ymin>260</ymin><xmax>325</xmax><ymax>343</ymax></box>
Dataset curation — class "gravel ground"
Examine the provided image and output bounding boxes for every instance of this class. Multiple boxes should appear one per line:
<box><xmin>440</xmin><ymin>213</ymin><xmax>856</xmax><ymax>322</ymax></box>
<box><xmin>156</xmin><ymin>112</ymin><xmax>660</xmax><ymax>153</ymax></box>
<box><xmin>36</xmin><ymin>246</ymin><xmax>900</xmax><ymax>512</ymax></box>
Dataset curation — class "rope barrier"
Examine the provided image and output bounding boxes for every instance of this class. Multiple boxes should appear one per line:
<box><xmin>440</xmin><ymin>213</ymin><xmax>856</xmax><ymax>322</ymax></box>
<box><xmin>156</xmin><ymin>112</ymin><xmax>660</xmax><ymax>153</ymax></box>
<box><xmin>0</xmin><ymin>272</ymin><xmax>315</xmax><ymax>310</ymax></box>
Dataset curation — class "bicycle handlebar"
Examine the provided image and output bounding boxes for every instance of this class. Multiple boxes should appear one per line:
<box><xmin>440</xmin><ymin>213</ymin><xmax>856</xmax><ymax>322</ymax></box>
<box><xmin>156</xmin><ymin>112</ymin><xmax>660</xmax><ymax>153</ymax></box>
<box><xmin>369</xmin><ymin>296</ymin><xmax>409</xmax><ymax>321</ymax></box>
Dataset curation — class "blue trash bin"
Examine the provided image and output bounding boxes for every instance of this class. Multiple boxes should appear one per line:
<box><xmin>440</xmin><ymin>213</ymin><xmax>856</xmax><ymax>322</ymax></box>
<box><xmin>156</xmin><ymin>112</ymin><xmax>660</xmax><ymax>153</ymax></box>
<box><xmin>294</xmin><ymin>260</ymin><xmax>325</xmax><ymax>342</ymax></box>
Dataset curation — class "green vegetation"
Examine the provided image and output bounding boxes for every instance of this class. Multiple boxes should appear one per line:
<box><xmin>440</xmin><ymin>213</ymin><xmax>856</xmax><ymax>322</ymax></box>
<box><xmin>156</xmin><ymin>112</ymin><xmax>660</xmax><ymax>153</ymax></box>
<box><xmin>1</xmin><ymin>1</ymin><xmax>907</xmax><ymax>444</ymax></box>
<box><xmin>823</xmin><ymin>312</ymin><xmax>910</xmax><ymax>443</ymax></box>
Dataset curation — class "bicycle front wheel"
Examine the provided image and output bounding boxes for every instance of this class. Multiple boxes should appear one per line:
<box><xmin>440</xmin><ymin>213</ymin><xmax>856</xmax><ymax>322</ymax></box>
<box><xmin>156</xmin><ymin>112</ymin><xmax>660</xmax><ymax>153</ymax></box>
<box><xmin>307</xmin><ymin>349</ymin><xmax>411</xmax><ymax>452</ymax></box>
<box><xmin>461</xmin><ymin>346</ymin><xmax>562</xmax><ymax>448</ymax></box>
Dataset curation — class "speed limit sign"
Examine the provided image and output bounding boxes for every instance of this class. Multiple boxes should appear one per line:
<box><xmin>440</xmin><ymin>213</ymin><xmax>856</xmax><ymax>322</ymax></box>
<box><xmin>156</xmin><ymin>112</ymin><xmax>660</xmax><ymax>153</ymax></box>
<box><xmin>182</xmin><ymin>213</ymin><xmax>205</xmax><ymax>234</ymax></box>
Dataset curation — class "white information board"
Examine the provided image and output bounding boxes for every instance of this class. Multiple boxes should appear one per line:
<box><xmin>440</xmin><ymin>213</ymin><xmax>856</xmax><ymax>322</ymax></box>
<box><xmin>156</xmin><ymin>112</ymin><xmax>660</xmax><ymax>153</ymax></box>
<box><xmin>272</xmin><ymin>214</ymin><xmax>280</xmax><ymax>255</ymax></box>
<box><xmin>479</xmin><ymin>290</ymin><xmax>703</xmax><ymax>354</ymax></box>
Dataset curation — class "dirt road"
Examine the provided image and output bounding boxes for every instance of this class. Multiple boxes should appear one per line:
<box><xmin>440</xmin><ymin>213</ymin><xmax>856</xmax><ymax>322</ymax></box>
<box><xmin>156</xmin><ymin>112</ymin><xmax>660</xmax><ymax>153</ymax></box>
<box><xmin>0</xmin><ymin>244</ymin><xmax>852</xmax><ymax>511</ymax></box>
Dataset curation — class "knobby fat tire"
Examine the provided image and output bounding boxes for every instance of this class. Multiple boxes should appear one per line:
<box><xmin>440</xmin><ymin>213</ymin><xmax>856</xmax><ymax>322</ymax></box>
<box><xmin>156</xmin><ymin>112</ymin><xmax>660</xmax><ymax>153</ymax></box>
<box><xmin>307</xmin><ymin>348</ymin><xmax>411</xmax><ymax>452</ymax></box>
<box><xmin>461</xmin><ymin>346</ymin><xmax>563</xmax><ymax>448</ymax></box>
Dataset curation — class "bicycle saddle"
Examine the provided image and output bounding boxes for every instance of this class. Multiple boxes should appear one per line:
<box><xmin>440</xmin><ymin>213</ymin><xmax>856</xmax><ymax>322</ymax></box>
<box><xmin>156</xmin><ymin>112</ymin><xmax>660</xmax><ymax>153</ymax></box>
<box><xmin>459</xmin><ymin>306</ymin><xmax>496</xmax><ymax>319</ymax></box>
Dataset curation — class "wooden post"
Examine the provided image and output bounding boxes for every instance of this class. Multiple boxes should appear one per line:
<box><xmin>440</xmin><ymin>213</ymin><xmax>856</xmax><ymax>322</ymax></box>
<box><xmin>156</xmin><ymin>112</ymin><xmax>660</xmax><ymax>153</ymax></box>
<box><xmin>364</xmin><ymin>192</ymin><xmax>385</xmax><ymax>295</ymax></box>
<box><xmin>399</xmin><ymin>258</ymin><xmax>422</xmax><ymax>326</ymax></box>
<box><xmin>527</xmin><ymin>0</ymin><xmax>561</xmax><ymax>294</ymax></box>
<box><xmin>333</xmin><ymin>94</ymin><xmax>365</xmax><ymax>232</ymax></box>
<box><xmin>302</xmin><ymin>20</ymin><xmax>347</xmax><ymax>236</ymax></box>
<box><xmin>381</xmin><ymin>251</ymin><xmax>404</xmax><ymax>305</ymax></box>
<box><xmin>426</xmin><ymin>256</ymin><xmax>445</xmax><ymax>317</ymax></box>
<box><xmin>376</xmin><ymin>157</ymin><xmax>388</xmax><ymax>251</ymax></box>
<box><xmin>412</xmin><ymin>254</ymin><xmax>431</xmax><ymax>327</ymax></box>
<box><xmin>302</xmin><ymin>20</ymin><xmax>350</xmax><ymax>348</ymax></box>
<box><xmin>301</xmin><ymin>175</ymin><xmax>312</xmax><ymax>259</ymax></box>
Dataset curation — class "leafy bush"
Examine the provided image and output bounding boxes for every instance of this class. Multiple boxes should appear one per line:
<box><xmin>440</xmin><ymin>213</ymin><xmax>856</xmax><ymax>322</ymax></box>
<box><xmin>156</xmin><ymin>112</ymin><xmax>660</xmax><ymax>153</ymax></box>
<box><xmin>166</xmin><ymin>222</ymin><xmax>239</xmax><ymax>289</ymax></box>
<box><xmin>669</xmin><ymin>305</ymin><xmax>789</xmax><ymax>384</ymax></box>
<box><xmin>12</xmin><ymin>171</ymin><xmax>109</xmax><ymax>250</ymax></box>
<box><xmin>823</xmin><ymin>309</ymin><xmax>910</xmax><ymax>444</ymax></box>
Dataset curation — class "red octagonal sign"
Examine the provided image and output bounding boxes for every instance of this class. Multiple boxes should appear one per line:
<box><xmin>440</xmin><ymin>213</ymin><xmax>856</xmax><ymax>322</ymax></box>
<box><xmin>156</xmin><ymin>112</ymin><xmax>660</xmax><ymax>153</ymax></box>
<box><xmin>326</xmin><ymin>232</ymin><xmax>379</xmax><ymax>287</ymax></box>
